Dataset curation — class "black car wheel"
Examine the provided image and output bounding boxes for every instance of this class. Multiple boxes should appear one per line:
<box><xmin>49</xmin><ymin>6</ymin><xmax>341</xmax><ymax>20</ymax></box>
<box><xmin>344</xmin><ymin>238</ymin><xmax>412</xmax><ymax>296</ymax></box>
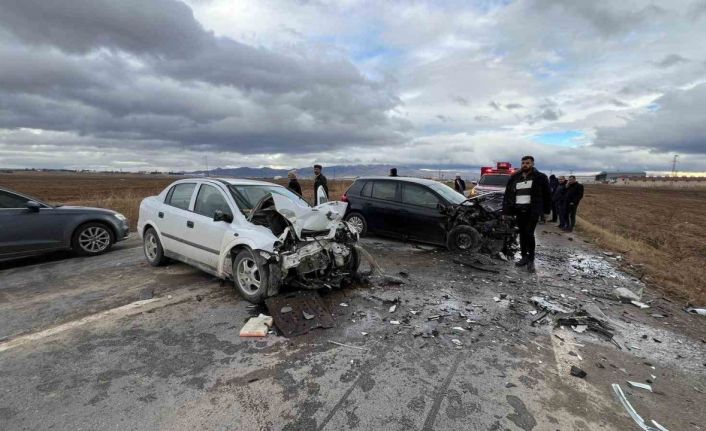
<box><xmin>345</xmin><ymin>212</ymin><xmax>368</xmax><ymax>236</ymax></box>
<box><xmin>72</xmin><ymin>222</ymin><xmax>114</xmax><ymax>256</ymax></box>
<box><xmin>233</xmin><ymin>249</ymin><xmax>271</xmax><ymax>304</ymax></box>
<box><xmin>143</xmin><ymin>227</ymin><xmax>168</xmax><ymax>266</ymax></box>
<box><xmin>447</xmin><ymin>225</ymin><xmax>481</xmax><ymax>253</ymax></box>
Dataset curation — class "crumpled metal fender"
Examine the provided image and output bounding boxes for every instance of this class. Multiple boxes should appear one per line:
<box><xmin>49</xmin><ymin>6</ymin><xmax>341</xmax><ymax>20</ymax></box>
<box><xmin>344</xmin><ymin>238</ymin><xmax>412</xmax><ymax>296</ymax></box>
<box><xmin>217</xmin><ymin>224</ymin><xmax>278</xmax><ymax>276</ymax></box>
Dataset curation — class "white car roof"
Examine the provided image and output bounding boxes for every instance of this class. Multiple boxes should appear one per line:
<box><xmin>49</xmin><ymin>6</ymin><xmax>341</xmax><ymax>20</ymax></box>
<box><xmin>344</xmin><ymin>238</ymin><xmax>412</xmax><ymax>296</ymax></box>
<box><xmin>211</xmin><ymin>177</ymin><xmax>283</xmax><ymax>187</ymax></box>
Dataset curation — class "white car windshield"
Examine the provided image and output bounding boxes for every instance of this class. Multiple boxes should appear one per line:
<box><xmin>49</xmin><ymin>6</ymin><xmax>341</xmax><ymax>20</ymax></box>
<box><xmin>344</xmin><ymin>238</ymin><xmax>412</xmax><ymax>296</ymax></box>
<box><xmin>229</xmin><ymin>184</ymin><xmax>309</xmax><ymax>215</ymax></box>
<box><xmin>427</xmin><ymin>182</ymin><xmax>466</xmax><ymax>205</ymax></box>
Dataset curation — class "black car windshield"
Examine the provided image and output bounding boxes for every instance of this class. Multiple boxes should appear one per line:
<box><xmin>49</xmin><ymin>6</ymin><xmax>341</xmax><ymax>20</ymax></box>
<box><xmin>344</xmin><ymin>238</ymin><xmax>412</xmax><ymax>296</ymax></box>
<box><xmin>478</xmin><ymin>175</ymin><xmax>510</xmax><ymax>187</ymax></box>
<box><xmin>427</xmin><ymin>182</ymin><xmax>466</xmax><ymax>205</ymax></box>
<box><xmin>228</xmin><ymin>184</ymin><xmax>309</xmax><ymax>215</ymax></box>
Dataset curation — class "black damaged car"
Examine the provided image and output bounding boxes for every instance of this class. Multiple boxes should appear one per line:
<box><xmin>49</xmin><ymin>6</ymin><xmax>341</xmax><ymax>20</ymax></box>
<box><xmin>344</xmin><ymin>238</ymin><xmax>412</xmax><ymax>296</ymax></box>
<box><xmin>341</xmin><ymin>177</ymin><xmax>516</xmax><ymax>255</ymax></box>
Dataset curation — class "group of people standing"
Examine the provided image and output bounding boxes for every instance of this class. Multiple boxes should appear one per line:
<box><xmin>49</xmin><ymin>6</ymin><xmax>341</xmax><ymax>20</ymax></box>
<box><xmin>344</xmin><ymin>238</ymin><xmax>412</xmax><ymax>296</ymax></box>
<box><xmin>548</xmin><ymin>174</ymin><xmax>584</xmax><ymax>232</ymax></box>
<box><xmin>286</xmin><ymin>164</ymin><xmax>328</xmax><ymax>201</ymax></box>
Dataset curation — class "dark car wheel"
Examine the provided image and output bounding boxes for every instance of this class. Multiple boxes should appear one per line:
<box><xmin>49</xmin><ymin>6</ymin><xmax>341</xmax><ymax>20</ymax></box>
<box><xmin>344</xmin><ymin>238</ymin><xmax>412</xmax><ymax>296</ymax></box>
<box><xmin>447</xmin><ymin>225</ymin><xmax>481</xmax><ymax>253</ymax></box>
<box><xmin>233</xmin><ymin>249</ymin><xmax>271</xmax><ymax>304</ymax></box>
<box><xmin>345</xmin><ymin>212</ymin><xmax>368</xmax><ymax>236</ymax></box>
<box><xmin>72</xmin><ymin>222</ymin><xmax>114</xmax><ymax>256</ymax></box>
<box><xmin>143</xmin><ymin>227</ymin><xmax>168</xmax><ymax>266</ymax></box>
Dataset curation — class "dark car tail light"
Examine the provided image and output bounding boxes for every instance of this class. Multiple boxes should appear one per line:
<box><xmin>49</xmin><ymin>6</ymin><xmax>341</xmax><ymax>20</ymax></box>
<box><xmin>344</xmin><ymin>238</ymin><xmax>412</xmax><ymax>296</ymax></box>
<box><xmin>341</xmin><ymin>194</ymin><xmax>349</xmax><ymax>202</ymax></box>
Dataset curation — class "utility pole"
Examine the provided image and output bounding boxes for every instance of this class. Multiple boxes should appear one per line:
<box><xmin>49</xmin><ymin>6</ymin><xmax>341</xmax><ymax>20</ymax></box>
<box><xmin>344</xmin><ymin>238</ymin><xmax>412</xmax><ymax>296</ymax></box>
<box><xmin>671</xmin><ymin>154</ymin><xmax>679</xmax><ymax>178</ymax></box>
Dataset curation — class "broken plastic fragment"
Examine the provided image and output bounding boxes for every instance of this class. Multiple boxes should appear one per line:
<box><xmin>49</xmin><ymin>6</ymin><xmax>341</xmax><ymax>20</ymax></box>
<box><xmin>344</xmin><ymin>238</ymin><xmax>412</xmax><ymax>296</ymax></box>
<box><xmin>613</xmin><ymin>287</ymin><xmax>642</xmax><ymax>303</ymax></box>
<box><xmin>303</xmin><ymin>311</ymin><xmax>315</xmax><ymax>320</ymax></box>
<box><xmin>493</xmin><ymin>297</ymin><xmax>501</xmax><ymax>302</ymax></box>
<box><xmin>281</xmin><ymin>306</ymin><xmax>292</xmax><ymax>314</ymax></box>
<box><xmin>389</xmin><ymin>304</ymin><xmax>397</xmax><ymax>313</ymax></box>
<box><xmin>612</xmin><ymin>383</ymin><xmax>667</xmax><ymax>431</ymax></box>
<box><xmin>631</xmin><ymin>301</ymin><xmax>650</xmax><ymax>309</ymax></box>
<box><xmin>452</xmin><ymin>326</ymin><xmax>465</xmax><ymax>332</ymax></box>
<box><xmin>570</xmin><ymin>366</ymin><xmax>587</xmax><ymax>378</ymax></box>
<box><xmin>240</xmin><ymin>314</ymin><xmax>274</xmax><ymax>337</ymax></box>
<box><xmin>340</xmin><ymin>303</ymin><xmax>349</xmax><ymax>307</ymax></box>
<box><xmin>390</xmin><ymin>320</ymin><xmax>400</xmax><ymax>325</ymax></box>
<box><xmin>627</xmin><ymin>381</ymin><xmax>652</xmax><ymax>392</ymax></box>
<box><xmin>451</xmin><ymin>339</ymin><xmax>462</xmax><ymax>346</ymax></box>
<box><xmin>572</xmin><ymin>325</ymin><xmax>588</xmax><ymax>333</ymax></box>
<box><xmin>686</xmin><ymin>307</ymin><xmax>706</xmax><ymax>316</ymax></box>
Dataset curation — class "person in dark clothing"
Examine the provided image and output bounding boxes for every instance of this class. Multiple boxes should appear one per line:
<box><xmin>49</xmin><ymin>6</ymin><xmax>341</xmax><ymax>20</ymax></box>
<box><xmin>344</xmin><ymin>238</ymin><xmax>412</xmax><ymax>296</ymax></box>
<box><xmin>313</xmin><ymin>164</ymin><xmax>328</xmax><ymax>204</ymax></box>
<box><xmin>502</xmin><ymin>155</ymin><xmax>552</xmax><ymax>273</ymax></box>
<box><xmin>454</xmin><ymin>174</ymin><xmax>466</xmax><ymax>194</ymax></box>
<box><xmin>563</xmin><ymin>175</ymin><xmax>584</xmax><ymax>232</ymax></box>
<box><xmin>287</xmin><ymin>170</ymin><xmax>302</xmax><ymax>196</ymax></box>
<box><xmin>553</xmin><ymin>176</ymin><xmax>568</xmax><ymax>228</ymax></box>
<box><xmin>546</xmin><ymin>174</ymin><xmax>559</xmax><ymax>223</ymax></box>
<box><xmin>389</xmin><ymin>168</ymin><xmax>398</xmax><ymax>177</ymax></box>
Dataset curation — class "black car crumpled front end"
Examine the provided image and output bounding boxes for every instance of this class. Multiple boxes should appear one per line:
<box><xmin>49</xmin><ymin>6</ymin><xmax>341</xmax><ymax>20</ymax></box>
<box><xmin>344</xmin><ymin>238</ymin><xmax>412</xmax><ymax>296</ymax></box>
<box><xmin>440</xmin><ymin>192</ymin><xmax>518</xmax><ymax>256</ymax></box>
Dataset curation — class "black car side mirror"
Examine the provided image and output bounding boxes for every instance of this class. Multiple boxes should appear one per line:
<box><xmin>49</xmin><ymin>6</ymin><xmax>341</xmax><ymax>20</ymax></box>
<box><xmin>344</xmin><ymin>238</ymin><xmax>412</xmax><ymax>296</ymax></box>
<box><xmin>213</xmin><ymin>210</ymin><xmax>233</xmax><ymax>223</ymax></box>
<box><xmin>26</xmin><ymin>200</ymin><xmax>41</xmax><ymax>212</ymax></box>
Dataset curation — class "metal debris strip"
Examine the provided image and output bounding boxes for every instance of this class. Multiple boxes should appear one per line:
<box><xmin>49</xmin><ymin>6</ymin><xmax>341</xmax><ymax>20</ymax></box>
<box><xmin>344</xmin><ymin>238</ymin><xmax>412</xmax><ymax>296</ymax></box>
<box><xmin>452</xmin><ymin>256</ymin><xmax>501</xmax><ymax>273</ymax></box>
<box><xmin>328</xmin><ymin>340</ymin><xmax>368</xmax><ymax>351</ymax></box>
<box><xmin>265</xmin><ymin>291</ymin><xmax>334</xmax><ymax>337</ymax></box>
<box><xmin>530</xmin><ymin>296</ymin><xmax>572</xmax><ymax>314</ymax></box>
<box><xmin>555</xmin><ymin>310</ymin><xmax>615</xmax><ymax>340</ymax></box>
<box><xmin>612</xmin><ymin>384</ymin><xmax>669</xmax><ymax>431</ymax></box>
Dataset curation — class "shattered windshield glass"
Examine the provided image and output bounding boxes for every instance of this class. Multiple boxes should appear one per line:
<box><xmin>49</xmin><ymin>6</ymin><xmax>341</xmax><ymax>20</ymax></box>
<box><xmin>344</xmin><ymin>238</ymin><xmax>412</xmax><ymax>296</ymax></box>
<box><xmin>427</xmin><ymin>182</ymin><xmax>466</xmax><ymax>205</ymax></box>
<box><xmin>229</xmin><ymin>185</ymin><xmax>310</xmax><ymax>216</ymax></box>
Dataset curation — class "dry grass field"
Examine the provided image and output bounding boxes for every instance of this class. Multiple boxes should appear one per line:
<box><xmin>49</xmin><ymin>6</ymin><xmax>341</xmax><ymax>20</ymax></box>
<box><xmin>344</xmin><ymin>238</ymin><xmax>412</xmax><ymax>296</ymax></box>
<box><xmin>3</xmin><ymin>173</ymin><xmax>703</xmax><ymax>303</ymax></box>
<box><xmin>577</xmin><ymin>184</ymin><xmax>706</xmax><ymax>304</ymax></box>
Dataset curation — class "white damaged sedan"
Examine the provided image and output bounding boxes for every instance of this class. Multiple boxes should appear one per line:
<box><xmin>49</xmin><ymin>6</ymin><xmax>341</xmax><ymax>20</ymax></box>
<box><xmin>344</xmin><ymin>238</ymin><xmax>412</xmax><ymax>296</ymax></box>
<box><xmin>138</xmin><ymin>178</ymin><xmax>360</xmax><ymax>303</ymax></box>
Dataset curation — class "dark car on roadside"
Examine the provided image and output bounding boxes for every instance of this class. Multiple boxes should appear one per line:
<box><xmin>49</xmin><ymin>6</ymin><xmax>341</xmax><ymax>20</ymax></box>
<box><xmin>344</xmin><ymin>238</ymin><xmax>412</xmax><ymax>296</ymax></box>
<box><xmin>341</xmin><ymin>176</ymin><xmax>517</xmax><ymax>255</ymax></box>
<box><xmin>0</xmin><ymin>187</ymin><xmax>130</xmax><ymax>261</ymax></box>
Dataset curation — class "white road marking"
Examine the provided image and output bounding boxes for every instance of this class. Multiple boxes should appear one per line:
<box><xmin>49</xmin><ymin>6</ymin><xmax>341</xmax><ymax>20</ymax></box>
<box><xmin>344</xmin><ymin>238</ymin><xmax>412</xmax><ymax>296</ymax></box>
<box><xmin>0</xmin><ymin>288</ymin><xmax>210</xmax><ymax>353</ymax></box>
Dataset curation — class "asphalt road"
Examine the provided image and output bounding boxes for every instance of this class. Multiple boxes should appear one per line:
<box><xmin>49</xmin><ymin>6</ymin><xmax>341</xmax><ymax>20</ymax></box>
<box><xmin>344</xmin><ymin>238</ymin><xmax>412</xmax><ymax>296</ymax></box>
<box><xmin>1</xmin><ymin>229</ymin><xmax>705</xmax><ymax>430</ymax></box>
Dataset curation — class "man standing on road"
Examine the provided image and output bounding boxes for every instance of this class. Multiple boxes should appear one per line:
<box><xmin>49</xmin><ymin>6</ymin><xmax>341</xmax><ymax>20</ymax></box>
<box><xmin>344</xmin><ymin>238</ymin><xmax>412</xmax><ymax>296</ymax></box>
<box><xmin>549</xmin><ymin>175</ymin><xmax>559</xmax><ymax>222</ymax></box>
<box><xmin>287</xmin><ymin>170</ymin><xmax>302</xmax><ymax>196</ymax></box>
<box><xmin>502</xmin><ymin>155</ymin><xmax>552</xmax><ymax>273</ymax></box>
<box><xmin>554</xmin><ymin>176</ymin><xmax>568</xmax><ymax>228</ymax></box>
<box><xmin>454</xmin><ymin>173</ymin><xmax>466</xmax><ymax>195</ymax></box>
<box><xmin>564</xmin><ymin>175</ymin><xmax>584</xmax><ymax>232</ymax></box>
<box><xmin>313</xmin><ymin>164</ymin><xmax>329</xmax><ymax>203</ymax></box>
<box><xmin>389</xmin><ymin>167</ymin><xmax>398</xmax><ymax>177</ymax></box>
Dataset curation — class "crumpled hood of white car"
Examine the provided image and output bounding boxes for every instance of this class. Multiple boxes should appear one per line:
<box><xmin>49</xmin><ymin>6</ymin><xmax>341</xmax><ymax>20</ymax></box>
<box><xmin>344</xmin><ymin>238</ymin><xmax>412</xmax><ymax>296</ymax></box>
<box><xmin>270</xmin><ymin>194</ymin><xmax>348</xmax><ymax>238</ymax></box>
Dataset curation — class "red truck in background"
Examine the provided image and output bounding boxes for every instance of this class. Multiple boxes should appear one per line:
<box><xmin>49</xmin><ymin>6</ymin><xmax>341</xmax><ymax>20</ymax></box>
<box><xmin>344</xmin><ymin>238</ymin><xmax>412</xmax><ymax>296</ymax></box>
<box><xmin>468</xmin><ymin>162</ymin><xmax>516</xmax><ymax>197</ymax></box>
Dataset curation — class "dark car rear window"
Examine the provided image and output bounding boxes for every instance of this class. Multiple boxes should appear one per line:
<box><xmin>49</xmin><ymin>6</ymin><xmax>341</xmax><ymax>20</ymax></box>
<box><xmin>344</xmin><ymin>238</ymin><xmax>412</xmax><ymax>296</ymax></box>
<box><xmin>371</xmin><ymin>181</ymin><xmax>397</xmax><ymax>201</ymax></box>
<box><xmin>346</xmin><ymin>179</ymin><xmax>366</xmax><ymax>197</ymax></box>
<box><xmin>360</xmin><ymin>181</ymin><xmax>372</xmax><ymax>197</ymax></box>
<box><xmin>479</xmin><ymin>175</ymin><xmax>510</xmax><ymax>187</ymax></box>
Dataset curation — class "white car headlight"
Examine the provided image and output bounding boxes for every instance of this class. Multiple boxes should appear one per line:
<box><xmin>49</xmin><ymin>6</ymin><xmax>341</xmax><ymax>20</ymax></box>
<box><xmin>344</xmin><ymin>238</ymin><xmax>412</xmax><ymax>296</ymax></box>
<box><xmin>114</xmin><ymin>213</ymin><xmax>127</xmax><ymax>222</ymax></box>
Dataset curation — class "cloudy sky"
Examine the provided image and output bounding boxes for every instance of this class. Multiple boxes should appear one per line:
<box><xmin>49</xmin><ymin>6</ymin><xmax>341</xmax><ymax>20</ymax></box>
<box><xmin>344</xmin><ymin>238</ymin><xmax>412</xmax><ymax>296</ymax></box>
<box><xmin>1</xmin><ymin>0</ymin><xmax>705</xmax><ymax>173</ymax></box>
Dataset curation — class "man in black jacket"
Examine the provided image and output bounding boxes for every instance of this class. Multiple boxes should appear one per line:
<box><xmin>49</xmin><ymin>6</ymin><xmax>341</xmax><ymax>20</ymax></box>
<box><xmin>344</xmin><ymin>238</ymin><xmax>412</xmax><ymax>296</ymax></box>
<box><xmin>553</xmin><ymin>176</ymin><xmax>568</xmax><ymax>228</ymax></box>
<box><xmin>564</xmin><ymin>175</ymin><xmax>584</xmax><ymax>232</ymax></box>
<box><xmin>548</xmin><ymin>174</ymin><xmax>559</xmax><ymax>222</ymax></box>
<box><xmin>502</xmin><ymin>155</ymin><xmax>552</xmax><ymax>273</ymax></box>
<box><xmin>287</xmin><ymin>170</ymin><xmax>302</xmax><ymax>196</ymax></box>
<box><xmin>454</xmin><ymin>174</ymin><xmax>466</xmax><ymax>194</ymax></box>
<box><xmin>313</xmin><ymin>164</ymin><xmax>329</xmax><ymax>204</ymax></box>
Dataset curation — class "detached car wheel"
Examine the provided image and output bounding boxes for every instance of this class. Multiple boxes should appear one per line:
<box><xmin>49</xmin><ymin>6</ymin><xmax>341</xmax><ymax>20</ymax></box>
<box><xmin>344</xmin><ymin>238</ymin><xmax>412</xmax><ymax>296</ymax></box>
<box><xmin>447</xmin><ymin>225</ymin><xmax>482</xmax><ymax>253</ymax></box>
<box><xmin>345</xmin><ymin>212</ymin><xmax>368</xmax><ymax>236</ymax></box>
<box><xmin>233</xmin><ymin>249</ymin><xmax>270</xmax><ymax>304</ymax></box>
<box><xmin>143</xmin><ymin>228</ymin><xmax>168</xmax><ymax>266</ymax></box>
<box><xmin>72</xmin><ymin>222</ymin><xmax>114</xmax><ymax>256</ymax></box>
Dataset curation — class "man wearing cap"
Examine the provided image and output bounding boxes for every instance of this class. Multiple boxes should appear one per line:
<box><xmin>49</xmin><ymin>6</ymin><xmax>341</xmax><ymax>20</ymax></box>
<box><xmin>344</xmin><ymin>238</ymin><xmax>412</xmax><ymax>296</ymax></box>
<box><xmin>502</xmin><ymin>156</ymin><xmax>552</xmax><ymax>273</ymax></box>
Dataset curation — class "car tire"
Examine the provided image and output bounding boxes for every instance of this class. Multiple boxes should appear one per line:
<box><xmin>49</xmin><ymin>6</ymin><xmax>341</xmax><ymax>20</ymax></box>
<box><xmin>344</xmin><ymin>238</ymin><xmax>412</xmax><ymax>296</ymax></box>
<box><xmin>143</xmin><ymin>227</ymin><xmax>168</xmax><ymax>266</ymax></box>
<box><xmin>345</xmin><ymin>212</ymin><xmax>368</xmax><ymax>236</ymax></box>
<box><xmin>233</xmin><ymin>248</ymin><xmax>270</xmax><ymax>304</ymax></box>
<box><xmin>72</xmin><ymin>222</ymin><xmax>115</xmax><ymax>256</ymax></box>
<box><xmin>446</xmin><ymin>225</ymin><xmax>482</xmax><ymax>253</ymax></box>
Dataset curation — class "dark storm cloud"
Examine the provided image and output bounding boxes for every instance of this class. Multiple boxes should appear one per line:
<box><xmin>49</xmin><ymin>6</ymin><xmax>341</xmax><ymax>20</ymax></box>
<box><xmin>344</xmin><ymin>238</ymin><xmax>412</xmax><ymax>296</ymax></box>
<box><xmin>654</xmin><ymin>54</ymin><xmax>689</xmax><ymax>68</ymax></box>
<box><xmin>595</xmin><ymin>83</ymin><xmax>706</xmax><ymax>154</ymax></box>
<box><xmin>505</xmin><ymin>103</ymin><xmax>523</xmax><ymax>110</ymax></box>
<box><xmin>0</xmin><ymin>0</ymin><xmax>408</xmax><ymax>154</ymax></box>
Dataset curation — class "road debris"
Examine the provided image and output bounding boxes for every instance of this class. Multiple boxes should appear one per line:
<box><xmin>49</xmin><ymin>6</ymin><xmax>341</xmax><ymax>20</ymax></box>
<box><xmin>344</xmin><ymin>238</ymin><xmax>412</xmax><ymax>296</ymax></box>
<box><xmin>265</xmin><ymin>291</ymin><xmax>334</xmax><ymax>337</ymax></box>
<box><xmin>139</xmin><ymin>288</ymin><xmax>153</xmax><ymax>300</ymax></box>
<box><xmin>390</xmin><ymin>320</ymin><xmax>400</xmax><ymax>325</ymax></box>
<box><xmin>631</xmin><ymin>300</ymin><xmax>650</xmax><ymax>309</ymax></box>
<box><xmin>328</xmin><ymin>340</ymin><xmax>368</xmax><ymax>351</ymax></box>
<box><xmin>555</xmin><ymin>310</ymin><xmax>615</xmax><ymax>340</ymax></box>
<box><xmin>612</xmin><ymin>383</ymin><xmax>669</xmax><ymax>431</ymax></box>
<box><xmin>613</xmin><ymin>287</ymin><xmax>642</xmax><ymax>303</ymax></box>
<box><xmin>239</xmin><ymin>314</ymin><xmax>273</xmax><ymax>337</ymax></box>
<box><xmin>451</xmin><ymin>339</ymin><xmax>462</xmax><ymax>348</ymax></box>
<box><xmin>452</xmin><ymin>256</ymin><xmax>501</xmax><ymax>273</ymax></box>
<box><xmin>685</xmin><ymin>307</ymin><xmax>706</xmax><ymax>316</ymax></box>
<box><xmin>570</xmin><ymin>366</ymin><xmax>587</xmax><ymax>378</ymax></box>
<box><xmin>339</xmin><ymin>303</ymin><xmax>349</xmax><ymax>307</ymax></box>
<box><xmin>531</xmin><ymin>296</ymin><xmax>572</xmax><ymax>314</ymax></box>
<box><xmin>389</xmin><ymin>304</ymin><xmax>397</xmax><ymax>313</ymax></box>
<box><xmin>627</xmin><ymin>381</ymin><xmax>653</xmax><ymax>392</ymax></box>
<box><xmin>572</xmin><ymin>325</ymin><xmax>588</xmax><ymax>333</ymax></box>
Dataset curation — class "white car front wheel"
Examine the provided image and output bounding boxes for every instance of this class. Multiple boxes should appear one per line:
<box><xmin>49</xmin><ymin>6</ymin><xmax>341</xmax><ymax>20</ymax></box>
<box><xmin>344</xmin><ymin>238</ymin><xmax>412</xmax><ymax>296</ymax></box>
<box><xmin>233</xmin><ymin>249</ymin><xmax>270</xmax><ymax>303</ymax></box>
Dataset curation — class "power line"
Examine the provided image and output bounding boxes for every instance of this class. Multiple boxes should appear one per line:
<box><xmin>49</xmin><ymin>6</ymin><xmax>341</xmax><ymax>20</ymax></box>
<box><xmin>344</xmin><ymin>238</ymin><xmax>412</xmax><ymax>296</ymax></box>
<box><xmin>671</xmin><ymin>154</ymin><xmax>679</xmax><ymax>177</ymax></box>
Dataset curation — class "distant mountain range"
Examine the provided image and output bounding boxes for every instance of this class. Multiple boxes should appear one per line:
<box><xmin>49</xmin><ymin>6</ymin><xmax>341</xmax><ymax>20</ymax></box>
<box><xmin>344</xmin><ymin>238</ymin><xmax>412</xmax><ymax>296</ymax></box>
<box><xmin>193</xmin><ymin>164</ymin><xmax>483</xmax><ymax>180</ymax></box>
